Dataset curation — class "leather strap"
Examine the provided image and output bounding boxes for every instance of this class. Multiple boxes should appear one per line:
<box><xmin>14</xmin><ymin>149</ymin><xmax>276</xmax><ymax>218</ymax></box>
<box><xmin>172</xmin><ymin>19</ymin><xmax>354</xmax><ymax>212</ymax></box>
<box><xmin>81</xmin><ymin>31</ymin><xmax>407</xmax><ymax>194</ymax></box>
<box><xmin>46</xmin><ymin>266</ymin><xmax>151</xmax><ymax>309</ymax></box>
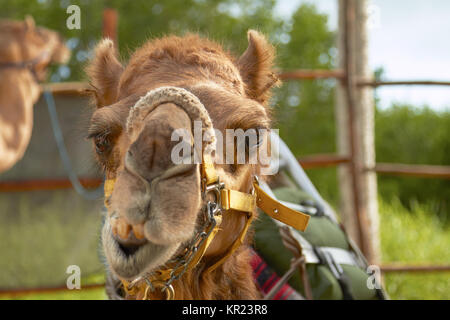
<box><xmin>0</xmin><ymin>51</ymin><xmax>50</xmax><ymax>82</ymax></box>
<box><xmin>220</xmin><ymin>189</ymin><xmax>255</xmax><ymax>213</ymax></box>
<box><xmin>205</xmin><ymin>211</ymin><xmax>254</xmax><ymax>274</ymax></box>
<box><xmin>253</xmin><ymin>182</ymin><xmax>310</xmax><ymax>232</ymax></box>
<box><xmin>202</xmin><ymin>154</ymin><xmax>219</xmax><ymax>185</ymax></box>
<box><xmin>204</xmin><ymin>179</ymin><xmax>310</xmax><ymax>273</ymax></box>
<box><xmin>215</xmin><ymin>182</ymin><xmax>310</xmax><ymax>232</ymax></box>
<box><xmin>103</xmin><ymin>178</ymin><xmax>115</xmax><ymax>207</ymax></box>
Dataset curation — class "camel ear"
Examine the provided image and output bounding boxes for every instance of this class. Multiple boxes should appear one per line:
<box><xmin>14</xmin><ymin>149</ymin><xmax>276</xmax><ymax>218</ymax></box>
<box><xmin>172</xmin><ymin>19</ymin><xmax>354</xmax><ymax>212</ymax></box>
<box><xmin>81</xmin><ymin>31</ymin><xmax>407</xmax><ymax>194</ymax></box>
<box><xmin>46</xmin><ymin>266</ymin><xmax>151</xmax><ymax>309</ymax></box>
<box><xmin>24</xmin><ymin>15</ymin><xmax>35</xmax><ymax>31</ymax></box>
<box><xmin>86</xmin><ymin>39</ymin><xmax>124</xmax><ymax>107</ymax></box>
<box><xmin>237</xmin><ymin>30</ymin><xmax>279</xmax><ymax>104</ymax></box>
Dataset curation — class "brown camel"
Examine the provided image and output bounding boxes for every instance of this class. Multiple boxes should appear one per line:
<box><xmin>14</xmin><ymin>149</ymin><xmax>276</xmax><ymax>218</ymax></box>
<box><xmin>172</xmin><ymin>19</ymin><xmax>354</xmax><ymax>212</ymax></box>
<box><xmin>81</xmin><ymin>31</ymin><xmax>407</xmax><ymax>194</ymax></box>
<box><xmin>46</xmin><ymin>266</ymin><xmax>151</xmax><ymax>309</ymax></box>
<box><xmin>86</xmin><ymin>31</ymin><xmax>308</xmax><ymax>300</ymax></box>
<box><xmin>0</xmin><ymin>16</ymin><xmax>70</xmax><ymax>173</ymax></box>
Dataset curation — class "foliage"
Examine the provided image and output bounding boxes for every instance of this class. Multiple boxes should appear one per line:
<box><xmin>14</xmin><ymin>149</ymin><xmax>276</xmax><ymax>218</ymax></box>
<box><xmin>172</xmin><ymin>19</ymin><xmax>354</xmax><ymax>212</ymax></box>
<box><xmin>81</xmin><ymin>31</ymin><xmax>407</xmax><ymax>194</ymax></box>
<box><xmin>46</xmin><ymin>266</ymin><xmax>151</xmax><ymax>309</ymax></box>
<box><xmin>380</xmin><ymin>197</ymin><xmax>450</xmax><ymax>299</ymax></box>
<box><xmin>376</xmin><ymin>105</ymin><xmax>450</xmax><ymax>217</ymax></box>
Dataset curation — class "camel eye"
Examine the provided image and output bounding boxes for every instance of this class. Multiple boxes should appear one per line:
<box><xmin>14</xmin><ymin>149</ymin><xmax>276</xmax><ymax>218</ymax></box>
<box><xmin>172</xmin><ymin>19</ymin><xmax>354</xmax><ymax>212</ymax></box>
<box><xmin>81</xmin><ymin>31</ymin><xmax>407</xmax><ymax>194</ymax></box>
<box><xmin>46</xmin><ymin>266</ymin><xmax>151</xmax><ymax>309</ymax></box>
<box><xmin>93</xmin><ymin>134</ymin><xmax>111</xmax><ymax>155</ymax></box>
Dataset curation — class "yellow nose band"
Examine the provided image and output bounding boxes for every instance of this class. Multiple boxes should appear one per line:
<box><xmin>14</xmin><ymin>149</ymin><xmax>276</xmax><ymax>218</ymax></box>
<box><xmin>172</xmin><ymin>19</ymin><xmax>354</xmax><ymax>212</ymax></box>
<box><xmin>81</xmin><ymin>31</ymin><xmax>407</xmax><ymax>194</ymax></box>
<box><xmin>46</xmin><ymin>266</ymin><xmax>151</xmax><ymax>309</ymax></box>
<box><xmin>103</xmin><ymin>178</ymin><xmax>116</xmax><ymax>208</ymax></box>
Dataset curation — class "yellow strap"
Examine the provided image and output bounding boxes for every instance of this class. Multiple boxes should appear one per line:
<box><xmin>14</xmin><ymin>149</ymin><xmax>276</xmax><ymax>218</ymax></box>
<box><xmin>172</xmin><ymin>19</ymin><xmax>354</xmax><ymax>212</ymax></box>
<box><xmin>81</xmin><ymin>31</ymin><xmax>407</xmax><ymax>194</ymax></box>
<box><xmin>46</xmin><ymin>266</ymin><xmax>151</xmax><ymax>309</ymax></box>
<box><xmin>253</xmin><ymin>182</ymin><xmax>310</xmax><ymax>232</ymax></box>
<box><xmin>220</xmin><ymin>189</ymin><xmax>256</xmax><ymax>212</ymax></box>
<box><xmin>206</xmin><ymin>180</ymin><xmax>310</xmax><ymax>273</ymax></box>
<box><xmin>206</xmin><ymin>212</ymin><xmax>254</xmax><ymax>274</ymax></box>
<box><xmin>202</xmin><ymin>154</ymin><xmax>218</xmax><ymax>185</ymax></box>
<box><xmin>103</xmin><ymin>178</ymin><xmax>115</xmax><ymax>208</ymax></box>
<box><xmin>217</xmin><ymin>182</ymin><xmax>310</xmax><ymax>232</ymax></box>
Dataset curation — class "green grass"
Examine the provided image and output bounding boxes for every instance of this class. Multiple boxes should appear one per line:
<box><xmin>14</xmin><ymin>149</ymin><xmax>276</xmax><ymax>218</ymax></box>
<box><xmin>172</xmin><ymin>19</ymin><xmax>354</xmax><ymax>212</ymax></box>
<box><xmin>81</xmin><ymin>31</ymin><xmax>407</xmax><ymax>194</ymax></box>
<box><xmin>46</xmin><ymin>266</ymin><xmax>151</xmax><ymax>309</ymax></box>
<box><xmin>0</xmin><ymin>190</ymin><xmax>106</xmax><ymax>300</ymax></box>
<box><xmin>0</xmin><ymin>191</ymin><xmax>104</xmax><ymax>293</ymax></box>
<box><xmin>2</xmin><ymin>287</ymin><xmax>106</xmax><ymax>300</ymax></box>
<box><xmin>379</xmin><ymin>198</ymin><xmax>450</xmax><ymax>300</ymax></box>
<box><xmin>0</xmin><ymin>272</ymin><xmax>106</xmax><ymax>300</ymax></box>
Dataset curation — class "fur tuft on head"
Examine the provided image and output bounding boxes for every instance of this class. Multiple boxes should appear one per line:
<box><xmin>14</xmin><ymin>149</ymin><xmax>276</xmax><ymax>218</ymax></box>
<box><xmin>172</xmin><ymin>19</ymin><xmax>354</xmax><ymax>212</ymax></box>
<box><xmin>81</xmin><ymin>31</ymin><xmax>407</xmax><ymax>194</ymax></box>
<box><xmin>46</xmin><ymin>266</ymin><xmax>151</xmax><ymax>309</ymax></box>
<box><xmin>86</xmin><ymin>38</ymin><xmax>123</xmax><ymax>107</ymax></box>
<box><xmin>237</xmin><ymin>30</ymin><xmax>280</xmax><ymax>105</ymax></box>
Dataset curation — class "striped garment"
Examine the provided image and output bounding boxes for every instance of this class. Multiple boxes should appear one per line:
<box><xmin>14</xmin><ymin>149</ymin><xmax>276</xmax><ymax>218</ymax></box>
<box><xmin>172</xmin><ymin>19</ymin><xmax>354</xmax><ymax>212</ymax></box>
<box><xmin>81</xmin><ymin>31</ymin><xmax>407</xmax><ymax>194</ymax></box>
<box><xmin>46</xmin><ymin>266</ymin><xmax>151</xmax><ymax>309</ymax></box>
<box><xmin>250</xmin><ymin>249</ymin><xmax>305</xmax><ymax>300</ymax></box>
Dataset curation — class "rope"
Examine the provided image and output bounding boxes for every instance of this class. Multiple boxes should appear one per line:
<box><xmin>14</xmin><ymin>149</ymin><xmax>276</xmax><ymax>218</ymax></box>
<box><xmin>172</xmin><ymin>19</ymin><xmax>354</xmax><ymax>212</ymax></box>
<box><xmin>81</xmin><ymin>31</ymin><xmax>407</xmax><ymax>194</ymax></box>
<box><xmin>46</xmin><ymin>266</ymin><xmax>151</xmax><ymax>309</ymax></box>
<box><xmin>279</xmin><ymin>226</ymin><xmax>314</xmax><ymax>300</ymax></box>
<box><xmin>43</xmin><ymin>90</ymin><xmax>103</xmax><ymax>200</ymax></box>
<box><xmin>263</xmin><ymin>255</ymin><xmax>306</xmax><ymax>300</ymax></box>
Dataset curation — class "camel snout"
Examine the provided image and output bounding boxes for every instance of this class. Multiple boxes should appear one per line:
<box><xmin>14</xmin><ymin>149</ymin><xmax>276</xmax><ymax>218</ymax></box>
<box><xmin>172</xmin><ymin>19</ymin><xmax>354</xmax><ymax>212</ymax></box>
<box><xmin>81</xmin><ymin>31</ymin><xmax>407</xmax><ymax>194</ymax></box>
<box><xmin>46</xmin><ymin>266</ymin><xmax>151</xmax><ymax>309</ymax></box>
<box><xmin>111</xmin><ymin>216</ymin><xmax>147</xmax><ymax>245</ymax></box>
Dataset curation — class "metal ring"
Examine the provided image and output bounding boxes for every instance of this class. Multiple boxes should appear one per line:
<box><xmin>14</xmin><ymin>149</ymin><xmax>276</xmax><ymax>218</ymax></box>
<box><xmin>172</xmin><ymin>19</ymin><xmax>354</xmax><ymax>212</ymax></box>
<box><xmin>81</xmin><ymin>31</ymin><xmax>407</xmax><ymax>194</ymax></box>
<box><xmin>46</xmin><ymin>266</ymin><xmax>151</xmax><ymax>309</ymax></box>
<box><xmin>205</xmin><ymin>185</ymin><xmax>220</xmax><ymax>203</ymax></box>
<box><xmin>151</xmin><ymin>281</ymin><xmax>175</xmax><ymax>300</ymax></box>
<box><xmin>164</xmin><ymin>284</ymin><xmax>175</xmax><ymax>300</ymax></box>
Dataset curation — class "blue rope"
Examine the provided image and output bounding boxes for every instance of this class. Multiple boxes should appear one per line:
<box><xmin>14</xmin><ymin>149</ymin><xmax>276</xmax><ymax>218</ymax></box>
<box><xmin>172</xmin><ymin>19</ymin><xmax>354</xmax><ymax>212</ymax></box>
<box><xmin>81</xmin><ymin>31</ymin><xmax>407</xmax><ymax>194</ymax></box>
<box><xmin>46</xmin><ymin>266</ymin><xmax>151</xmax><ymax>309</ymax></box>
<box><xmin>44</xmin><ymin>90</ymin><xmax>103</xmax><ymax>200</ymax></box>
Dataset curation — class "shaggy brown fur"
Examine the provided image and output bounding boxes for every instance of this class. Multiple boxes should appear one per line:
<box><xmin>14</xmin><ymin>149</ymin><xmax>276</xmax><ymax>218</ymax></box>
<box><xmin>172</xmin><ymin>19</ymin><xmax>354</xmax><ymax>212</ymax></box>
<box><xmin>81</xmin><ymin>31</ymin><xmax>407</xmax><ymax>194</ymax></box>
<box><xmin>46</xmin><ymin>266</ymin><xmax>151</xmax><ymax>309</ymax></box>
<box><xmin>86</xmin><ymin>30</ymin><xmax>279</xmax><ymax>300</ymax></box>
<box><xmin>0</xmin><ymin>16</ymin><xmax>70</xmax><ymax>173</ymax></box>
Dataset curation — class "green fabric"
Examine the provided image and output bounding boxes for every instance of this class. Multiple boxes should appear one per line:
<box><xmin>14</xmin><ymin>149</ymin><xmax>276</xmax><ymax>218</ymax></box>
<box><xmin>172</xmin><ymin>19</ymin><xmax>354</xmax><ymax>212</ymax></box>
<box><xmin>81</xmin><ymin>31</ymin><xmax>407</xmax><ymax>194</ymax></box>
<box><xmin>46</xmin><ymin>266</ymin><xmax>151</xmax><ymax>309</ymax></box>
<box><xmin>341</xmin><ymin>265</ymin><xmax>379</xmax><ymax>300</ymax></box>
<box><xmin>253</xmin><ymin>186</ymin><xmax>381</xmax><ymax>300</ymax></box>
<box><xmin>273</xmin><ymin>187</ymin><xmax>349</xmax><ymax>249</ymax></box>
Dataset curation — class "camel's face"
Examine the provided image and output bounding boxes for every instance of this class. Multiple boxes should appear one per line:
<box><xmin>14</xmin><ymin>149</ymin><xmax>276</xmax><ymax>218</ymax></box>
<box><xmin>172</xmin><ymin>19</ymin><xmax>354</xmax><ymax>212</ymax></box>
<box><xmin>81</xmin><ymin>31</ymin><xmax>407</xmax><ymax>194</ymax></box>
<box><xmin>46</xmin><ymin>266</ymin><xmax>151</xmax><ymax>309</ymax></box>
<box><xmin>0</xmin><ymin>16</ymin><xmax>70</xmax><ymax>80</ymax></box>
<box><xmin>38</xmin><ymin>27</ymin><xmax>71</xmax><ymax>65</ymax></box>
<box><xmin>25</xmin><ymin>21</ymin><xmax>70</xmax><ymax>80</ymax></box>
<box><xmin>87</xmin><ymin>32</ymin><xmax>277</xmax><ymax>280</ymax></box>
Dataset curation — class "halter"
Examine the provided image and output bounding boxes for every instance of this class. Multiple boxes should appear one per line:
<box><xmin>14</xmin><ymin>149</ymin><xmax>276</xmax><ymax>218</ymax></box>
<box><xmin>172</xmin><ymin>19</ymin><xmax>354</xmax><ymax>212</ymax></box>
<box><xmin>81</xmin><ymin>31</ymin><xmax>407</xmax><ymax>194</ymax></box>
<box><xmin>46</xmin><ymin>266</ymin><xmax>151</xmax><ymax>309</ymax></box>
<box><xmin>0</xmin><ymin>51</ymin><xmax>50</xmax><ymax>82</ymax></box>
<box><xmin>103</xmin><ymin>86</ymin><xmax>310</xmax><ymax>300</ymax></box>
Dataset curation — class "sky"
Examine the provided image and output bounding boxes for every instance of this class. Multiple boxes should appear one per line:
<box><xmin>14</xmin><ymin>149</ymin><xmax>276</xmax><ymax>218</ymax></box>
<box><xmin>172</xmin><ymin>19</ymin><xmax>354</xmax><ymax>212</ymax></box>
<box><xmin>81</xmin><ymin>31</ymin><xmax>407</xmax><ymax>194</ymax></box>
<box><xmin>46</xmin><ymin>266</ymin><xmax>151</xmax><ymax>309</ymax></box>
<box><xmin>274</xmin><ymin>0</ymin><xmax>450</xmax><ymax>111</ymax></box>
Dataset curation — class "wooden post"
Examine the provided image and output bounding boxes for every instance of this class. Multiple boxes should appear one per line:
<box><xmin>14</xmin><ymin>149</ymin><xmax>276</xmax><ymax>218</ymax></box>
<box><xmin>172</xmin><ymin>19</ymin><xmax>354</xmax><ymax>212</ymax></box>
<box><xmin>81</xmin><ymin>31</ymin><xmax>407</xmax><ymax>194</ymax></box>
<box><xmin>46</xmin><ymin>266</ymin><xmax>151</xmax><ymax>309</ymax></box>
<box><xmin>102</xmin><ymin>8</ymin><xmax>118</xmax><ymax>48</ymax></box>
<box><xmin>336</xmin><ymin>0</ymin><xmax>380</xmax><ymax>264</ymax></box>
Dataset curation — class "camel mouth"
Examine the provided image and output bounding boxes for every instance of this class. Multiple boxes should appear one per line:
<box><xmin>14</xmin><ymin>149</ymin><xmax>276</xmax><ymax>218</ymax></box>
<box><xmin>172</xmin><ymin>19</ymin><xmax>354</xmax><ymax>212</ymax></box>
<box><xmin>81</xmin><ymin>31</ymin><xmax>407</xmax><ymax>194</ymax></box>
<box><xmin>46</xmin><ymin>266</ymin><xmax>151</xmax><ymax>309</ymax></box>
<box><xmin>118</xmin><ymin>243</ymin><xmax>141</xmax><ymax>257</ymax></box>
<box><xmin>113</xmin><ymin>233</ymin><xmax>148</xmax><ymax>257</ymax></box>
<box><xmin>102</xmin><ymin>163</ymin><xmax>202</xmax><ymax>281</ymax></box>
<box><xmin>102</xmin><ymin>219</ymin><xmax>180</xmax><ymax>280</ymax></box>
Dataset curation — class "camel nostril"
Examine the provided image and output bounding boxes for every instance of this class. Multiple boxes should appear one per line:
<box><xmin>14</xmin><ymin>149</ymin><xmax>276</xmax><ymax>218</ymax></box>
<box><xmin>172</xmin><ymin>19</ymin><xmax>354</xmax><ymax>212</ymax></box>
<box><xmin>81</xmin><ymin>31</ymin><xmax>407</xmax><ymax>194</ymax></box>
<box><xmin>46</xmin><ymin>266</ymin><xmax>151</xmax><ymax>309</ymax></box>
<box><xmin>117</xmin><ymin>217</ymin><xmax>131</xmax><ymax>240</ymax></box>
<box><xmin>132</xmin><ymin>223</ymin><xmax>145</xmax><ymax>240</ymax></box>
<box><xmin>110</xmin><ymin>216</ymin><xmax>118</xmax><ymax>236</ymax></box>
<box><xmin>111</xmin><ymin>216</ymin><xmax>147</xmax><ymax>243</ymax></box>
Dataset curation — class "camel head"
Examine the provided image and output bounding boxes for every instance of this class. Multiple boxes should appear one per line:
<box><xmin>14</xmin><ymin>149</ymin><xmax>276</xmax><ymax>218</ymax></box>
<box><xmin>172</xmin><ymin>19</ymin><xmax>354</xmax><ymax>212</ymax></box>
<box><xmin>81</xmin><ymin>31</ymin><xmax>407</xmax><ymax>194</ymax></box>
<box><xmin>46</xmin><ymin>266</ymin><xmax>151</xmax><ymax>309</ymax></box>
<box><xmin>0</xmin><ymin>16</ymin><xmax>70</xmax><ymax>81</ymax></box>
<box><xmin>86</xmin><ymin>31</ymin><xmax>278</xmax><ymax>282</ymax></box>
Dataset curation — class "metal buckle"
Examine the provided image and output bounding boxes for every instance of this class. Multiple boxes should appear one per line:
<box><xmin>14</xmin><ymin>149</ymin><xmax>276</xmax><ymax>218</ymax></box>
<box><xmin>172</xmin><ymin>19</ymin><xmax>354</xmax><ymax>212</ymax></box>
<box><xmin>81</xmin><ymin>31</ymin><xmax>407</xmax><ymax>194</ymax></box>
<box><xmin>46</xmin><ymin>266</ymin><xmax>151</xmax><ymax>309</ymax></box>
<box><xmin>204</xmin><ymin>180</ymin><xmax>225</xmax><ymax>216</ymax></box>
